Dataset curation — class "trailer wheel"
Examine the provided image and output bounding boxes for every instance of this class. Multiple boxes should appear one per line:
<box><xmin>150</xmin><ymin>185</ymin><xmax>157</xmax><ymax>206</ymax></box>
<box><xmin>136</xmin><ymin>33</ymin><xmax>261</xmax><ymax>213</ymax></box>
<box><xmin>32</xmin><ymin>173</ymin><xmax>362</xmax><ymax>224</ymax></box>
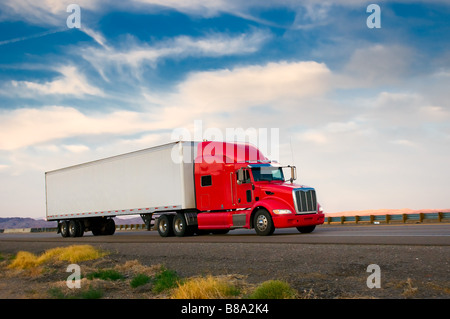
<box><xmin>157</xmin><ymin>214</ymin><xmax>174</xmax><ymax>237</ymax></box>
<box><xmin>91</xmin><ymin>218</ymin><xmax>115</xmax><ymax>236</ymax></box>
<box><xmin>173</xmin><ymin>213</ymin><xmax>194</xmax><ymax>237</ymax></box>
<box><xmin>253</xmin><ymin>209</ymin><xmax>275</xmax><ymax>236</ymax></box>
<box><xmin>77</xmin><ymin>220</ymin><xmax>85</xmax><ymax>237</ymax></box>
<box><xmin>296</xmin><ymin>225</ymin><xmax>316</xmax><ymax>233</ymax></box>
<box><xmin>104</xmin><ymin>218</ymin><xmax>115</xmax><ymax>235</ymax></box>
<box><xmin>68</xmin><ymin>220</ymin><xmax>82</xmax><ymax>237</ymax></box>
<box><xmin>60</xmin><ymin>221</ymin><xmax>70</xmax><ymax>238</ymax></box>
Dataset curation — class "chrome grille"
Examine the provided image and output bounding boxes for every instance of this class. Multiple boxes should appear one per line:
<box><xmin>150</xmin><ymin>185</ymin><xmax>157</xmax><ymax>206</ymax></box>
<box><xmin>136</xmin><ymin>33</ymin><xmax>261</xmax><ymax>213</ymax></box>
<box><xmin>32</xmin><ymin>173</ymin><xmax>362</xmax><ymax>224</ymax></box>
<box><xmin>293</xmin><ymin>189</ymin><xmax>317</xmax><ymax>214</ymax></box>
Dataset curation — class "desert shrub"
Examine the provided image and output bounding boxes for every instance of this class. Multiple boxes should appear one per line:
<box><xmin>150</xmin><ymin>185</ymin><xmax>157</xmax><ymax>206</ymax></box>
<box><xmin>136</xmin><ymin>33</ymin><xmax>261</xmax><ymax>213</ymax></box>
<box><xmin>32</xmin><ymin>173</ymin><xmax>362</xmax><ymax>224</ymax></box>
<box><xmin>48</xmin><ymin>286</ymin><xmax>104</xmax><ymax>299</ymax></box>
<box><xmin>249</xmin><ymin>280</ymin><xmax>297</xmax><ymax>299</ymax></box>
<box><xmin>152</xmin><ymin>267</ymin><xmax>180</xmax><ymax>294</ymax></box>
<box><xmin>130</xmin><ymin>274</ymin><xmax>151</xmax><ymax>288</ymax></box>
<box><xmin>86</xmin><ymin>269</ymin><xmax>124</xmax><ymax>281</ymax></box>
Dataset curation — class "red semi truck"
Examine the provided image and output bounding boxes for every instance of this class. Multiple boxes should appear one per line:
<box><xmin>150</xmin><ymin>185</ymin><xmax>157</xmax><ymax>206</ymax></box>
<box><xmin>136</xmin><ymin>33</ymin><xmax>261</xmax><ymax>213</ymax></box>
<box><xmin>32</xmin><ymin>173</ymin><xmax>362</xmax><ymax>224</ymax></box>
<box><xmin>45</xmin><ymin>141</ymin><xmax>324</xmax><ymax>237</ymax></box>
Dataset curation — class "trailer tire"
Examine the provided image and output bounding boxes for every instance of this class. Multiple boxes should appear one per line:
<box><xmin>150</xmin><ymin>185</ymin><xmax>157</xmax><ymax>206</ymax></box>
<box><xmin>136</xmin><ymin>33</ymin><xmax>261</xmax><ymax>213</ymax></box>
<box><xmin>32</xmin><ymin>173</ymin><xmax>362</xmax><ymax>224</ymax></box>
<box><xmin>157</xmin><ymin>214</ymin><xmax>174</xmax><ymax>237</ymax></box>
<box><xmin>91</xmin><ymin>225</ymin><xmax>102</xmax><ymax>236</ymax></box>
<box><xmin>90</xmin><ymin>218</ymin><xmax>115</xmax><ymax>236</ymax></box>
<box><xmin>104</xmin><ymin>218</ymin><xmax>115</xmax><ymax>235</ymax></box>
<box><xmin>173</xmin><ymin>213</ymin><xmax>194</xmax><ymax>237</ymax></box>
<box><xmin>77</xmin><ymin>220</ymin><xmax>85</xmax><ymax>237</ymax></box>
<box><xmin>60</xmin><ymin>221</ymin><xmax>70</xmax><ymax>238</ymax></box>
<box><xmin>297</xmin><ymin>225</ymin><xmax>316</xmax><ymax>233</ymax></box>
<box><xmin>68</xmin><ymin>220</ymin><xmax>84</xmax><ymax>237</ymax></box>
<box><xmin>253</xmin><ymin>209</ymin><xmax>275</xmax><ymax>236</ymax></box>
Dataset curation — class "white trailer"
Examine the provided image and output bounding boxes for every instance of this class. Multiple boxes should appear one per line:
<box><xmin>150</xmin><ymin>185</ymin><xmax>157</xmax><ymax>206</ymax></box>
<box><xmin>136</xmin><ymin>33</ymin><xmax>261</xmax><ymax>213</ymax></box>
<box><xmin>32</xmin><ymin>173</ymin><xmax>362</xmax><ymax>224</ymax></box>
<box><xmin>45</xmin><ymin>141</ymin><xmax>197</xmax><ymax>237</ymax></box>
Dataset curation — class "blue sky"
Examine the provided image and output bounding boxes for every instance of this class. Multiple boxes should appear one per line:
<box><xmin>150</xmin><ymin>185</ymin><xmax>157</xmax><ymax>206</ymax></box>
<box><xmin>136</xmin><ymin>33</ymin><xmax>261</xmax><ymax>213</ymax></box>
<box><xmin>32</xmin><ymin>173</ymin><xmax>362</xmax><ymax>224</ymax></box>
<box><xmin>0</xmin><ymin>1</ymin><xmax>449</xmax><ymax>218</ymax></box>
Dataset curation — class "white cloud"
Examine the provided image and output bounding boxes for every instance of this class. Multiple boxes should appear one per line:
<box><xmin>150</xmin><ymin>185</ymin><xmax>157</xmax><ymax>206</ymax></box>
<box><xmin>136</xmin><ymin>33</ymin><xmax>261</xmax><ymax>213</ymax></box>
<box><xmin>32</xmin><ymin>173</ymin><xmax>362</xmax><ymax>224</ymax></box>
<box><xmin>0</xmin><ymin>0</ymin><xmax>104</xmax><ymax>25</ymax></box>
<box><xmin>82</xmin><ymin>30</ymin><xmax>271</xmax><ymax>79</ymax></box>
<box><xmin>10</xmin><ymin>66</ymin><xmax>104</xmax><ymax>97</ymax></box>
<box><xmin>0</xmin><ymin>106</ymin><xmax>156</xmax><ymax>151</ymax></box>
<box><xmin>169</xmin><ymin>60</ymin><xmax>331</xmax><ymax>111</ymax></box>
<box><xmin>62</xmin><ymin>144</ymin><xmax>90</xmax><ymax>153</ymax></box>
<box><xmin>341</xmin><ymin>45</ymin><xmax>415</xmax><ymax>87</ymax></box>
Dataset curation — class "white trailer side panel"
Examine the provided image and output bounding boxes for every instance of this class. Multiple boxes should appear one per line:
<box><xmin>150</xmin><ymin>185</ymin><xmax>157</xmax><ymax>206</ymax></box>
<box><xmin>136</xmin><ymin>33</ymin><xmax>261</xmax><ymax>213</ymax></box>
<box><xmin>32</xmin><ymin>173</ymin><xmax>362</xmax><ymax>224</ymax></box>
<box><xmin>45</xmin><ymin>142</ymin><xmax>197</xmax><ymax>221</ymax></box>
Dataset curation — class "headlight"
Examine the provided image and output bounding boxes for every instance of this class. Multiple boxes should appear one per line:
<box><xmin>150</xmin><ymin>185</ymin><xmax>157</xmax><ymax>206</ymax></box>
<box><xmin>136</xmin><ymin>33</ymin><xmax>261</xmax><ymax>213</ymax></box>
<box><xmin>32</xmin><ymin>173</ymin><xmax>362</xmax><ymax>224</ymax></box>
<box><xmin>318</xmin><ymin>203</ymin><xmax>324</xmax><ymax>213</ymax></box>
<box><xmin>273</xmin><ymin>209</ymin><xmax>292</xmax><ymax>215</ymax></box>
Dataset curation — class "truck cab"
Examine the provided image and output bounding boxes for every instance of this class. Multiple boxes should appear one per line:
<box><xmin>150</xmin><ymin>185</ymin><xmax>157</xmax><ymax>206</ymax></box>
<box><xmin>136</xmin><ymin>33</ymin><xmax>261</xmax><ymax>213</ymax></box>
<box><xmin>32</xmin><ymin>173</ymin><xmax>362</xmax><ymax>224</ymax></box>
<box><xmin>193</xmin><ymin>141</ymin><xmax>324</xmax><ymax>235</ymax></box>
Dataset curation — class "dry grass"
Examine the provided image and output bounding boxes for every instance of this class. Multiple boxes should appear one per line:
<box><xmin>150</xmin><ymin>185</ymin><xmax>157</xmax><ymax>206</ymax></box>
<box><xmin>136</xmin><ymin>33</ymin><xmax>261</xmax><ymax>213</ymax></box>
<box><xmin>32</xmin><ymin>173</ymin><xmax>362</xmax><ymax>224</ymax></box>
<box><xmin>171</xmin><ymin>275</ymin><xmax>243</xmax><ymax>299</ymax></box>
<box><xmin>400</xmin><ymin>278</ymin><xmax>418</xmax><ymax>297</ymax></box>
<box><xmin>114</xmin><ymin>259</ymin><xmax>162</xmax><ymax>277</ymax></box>
<box><xmin>7</xmin><ymin>245</ymin><xmax>108</xmax><ymax>270</ymax></box>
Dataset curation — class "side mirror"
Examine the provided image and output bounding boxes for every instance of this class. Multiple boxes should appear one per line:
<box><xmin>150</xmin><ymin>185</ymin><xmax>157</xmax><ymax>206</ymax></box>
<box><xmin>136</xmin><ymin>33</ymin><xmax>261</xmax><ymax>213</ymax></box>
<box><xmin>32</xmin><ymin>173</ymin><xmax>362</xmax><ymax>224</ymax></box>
<box><xmin>237</xmin><ymin>168</ymin><xmax>244</xmax><ymax>185</ymax></box>
<box><xmin>290</xmin><ymin>166</ymin><xmax>297</xmax><ymax>183</ymax></box>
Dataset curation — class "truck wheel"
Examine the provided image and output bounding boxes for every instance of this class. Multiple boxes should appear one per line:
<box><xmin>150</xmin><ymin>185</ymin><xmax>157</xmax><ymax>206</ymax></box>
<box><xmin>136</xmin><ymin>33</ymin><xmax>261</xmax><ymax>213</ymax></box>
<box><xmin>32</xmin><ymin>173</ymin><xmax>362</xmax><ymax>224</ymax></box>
<box><xmin>60</xmin><ymin>221</ymin><xmax>70</xmax><ymax>238</ymax></box>
<box><xmin>104</xmin><ymin>218</ymin><xmax>115</xmax><ymax>235</ymax></box>
<box><xmin>253</xmin><ymin>209</ymin><xmax>275</xmax><ymax>236</ymax></box>
<box><xmin>173</xmin><ymin>213</ymin><xmax>194</xmax><ymax>237</ymax></box>
<box><xmin>157</xmin><ymin>214</ymin><xmax>174</xmax><ymax>237</ymax></box>
<box><xmin>296</xmin><ymin>225</ymin><xmax>316</xmax><ymax>233</ymax></box>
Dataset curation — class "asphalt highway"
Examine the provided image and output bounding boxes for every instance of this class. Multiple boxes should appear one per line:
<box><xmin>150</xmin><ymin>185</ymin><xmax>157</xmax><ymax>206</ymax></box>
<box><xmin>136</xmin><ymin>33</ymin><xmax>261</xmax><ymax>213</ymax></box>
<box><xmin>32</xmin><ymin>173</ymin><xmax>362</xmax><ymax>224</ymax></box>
<box><xmin>1</xmin><ymin>223</ymin><xmax>449</xmax><ymax>245</ymax></box>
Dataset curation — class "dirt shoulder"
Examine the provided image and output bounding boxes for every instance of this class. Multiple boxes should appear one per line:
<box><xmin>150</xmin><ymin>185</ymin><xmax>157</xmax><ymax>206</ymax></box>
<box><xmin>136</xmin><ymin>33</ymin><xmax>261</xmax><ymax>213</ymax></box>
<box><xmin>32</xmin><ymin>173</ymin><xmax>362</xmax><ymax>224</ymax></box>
<box><xmin>0</xmin><ymin>241</ymin><xmax>449</xmax><ymax>299</ymax></box>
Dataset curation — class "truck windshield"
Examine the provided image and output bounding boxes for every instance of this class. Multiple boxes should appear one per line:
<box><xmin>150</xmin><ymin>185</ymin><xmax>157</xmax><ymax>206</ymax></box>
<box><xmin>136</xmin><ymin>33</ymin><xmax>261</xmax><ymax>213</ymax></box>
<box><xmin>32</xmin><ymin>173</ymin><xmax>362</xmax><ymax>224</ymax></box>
<box><xmin>251</xmin><ymin>166</ymin><xmax>284</xmax><ymax>182</ymax></box>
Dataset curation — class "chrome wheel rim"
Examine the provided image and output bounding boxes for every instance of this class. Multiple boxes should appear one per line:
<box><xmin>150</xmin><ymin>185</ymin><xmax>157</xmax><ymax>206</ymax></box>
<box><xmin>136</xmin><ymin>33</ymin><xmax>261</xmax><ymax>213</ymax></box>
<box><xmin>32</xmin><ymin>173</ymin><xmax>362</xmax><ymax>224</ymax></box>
<box><xmin>256</xmin><ymin>214</ymin><xmax>268</xmax><ymax>232</ymax></box>
<box><xmin>174</xmin><ymin>218</ymin><xmax>184</xmax><ymax>233</ymax></box>
<box><xmin>159</xmin><ymin>219</ymin><xmax>168</xmax><ymax>233</ymax></box>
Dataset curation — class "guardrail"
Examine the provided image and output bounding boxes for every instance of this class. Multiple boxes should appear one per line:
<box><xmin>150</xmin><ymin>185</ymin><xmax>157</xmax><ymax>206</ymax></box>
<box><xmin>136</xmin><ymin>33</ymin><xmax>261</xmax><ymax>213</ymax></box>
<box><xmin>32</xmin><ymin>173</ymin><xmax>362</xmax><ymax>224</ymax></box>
<box><xmin>325</xmin><ymin>212</ymin><xmax>450</xmax><ymax>224</ymax></box>
<box><xmin>116</xmin><ymin>224</ymin><xmax>147</xmax><ymax>230</ymax></box>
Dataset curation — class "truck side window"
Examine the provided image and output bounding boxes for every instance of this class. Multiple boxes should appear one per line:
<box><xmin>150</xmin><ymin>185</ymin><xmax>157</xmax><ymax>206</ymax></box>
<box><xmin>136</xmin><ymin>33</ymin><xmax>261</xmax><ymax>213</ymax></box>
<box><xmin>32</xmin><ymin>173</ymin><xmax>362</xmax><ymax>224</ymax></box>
<box><xmin>237</xmin><ymin>170</ymin><xmax>251</xmax><ymax>184</ymax></box>
<box><xmin>201</xmin><ymin>175</ymin><xmax>212</xmax><ymax>187</ymax></box>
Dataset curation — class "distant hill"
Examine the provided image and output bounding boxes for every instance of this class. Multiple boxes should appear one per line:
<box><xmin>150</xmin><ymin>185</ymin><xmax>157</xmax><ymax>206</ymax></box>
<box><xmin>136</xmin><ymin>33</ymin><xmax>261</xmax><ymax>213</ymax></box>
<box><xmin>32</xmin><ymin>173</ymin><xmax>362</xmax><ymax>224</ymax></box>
<box><xmin>0</xmin><ymin>217</ymin><xmax>57</xmax><ymax>229</ymax></box>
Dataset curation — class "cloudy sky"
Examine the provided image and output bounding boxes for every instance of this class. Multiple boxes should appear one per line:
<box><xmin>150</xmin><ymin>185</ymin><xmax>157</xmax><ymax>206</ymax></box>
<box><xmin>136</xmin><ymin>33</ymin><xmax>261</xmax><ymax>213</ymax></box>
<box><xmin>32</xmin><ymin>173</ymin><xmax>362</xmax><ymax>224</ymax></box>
<box><xmin>0</xmin><ymin>0</ymin><xmax>449</xmax><ymax>219</ymax></box>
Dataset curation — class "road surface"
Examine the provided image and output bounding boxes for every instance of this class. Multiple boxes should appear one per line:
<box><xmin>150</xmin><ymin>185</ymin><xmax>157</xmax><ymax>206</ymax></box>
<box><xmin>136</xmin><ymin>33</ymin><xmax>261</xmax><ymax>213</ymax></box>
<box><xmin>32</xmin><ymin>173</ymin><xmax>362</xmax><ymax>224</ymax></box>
<box><xmin>1</xmin><ymin>223</ymin><xmax>449</xmax><ymax>245</ymax></box>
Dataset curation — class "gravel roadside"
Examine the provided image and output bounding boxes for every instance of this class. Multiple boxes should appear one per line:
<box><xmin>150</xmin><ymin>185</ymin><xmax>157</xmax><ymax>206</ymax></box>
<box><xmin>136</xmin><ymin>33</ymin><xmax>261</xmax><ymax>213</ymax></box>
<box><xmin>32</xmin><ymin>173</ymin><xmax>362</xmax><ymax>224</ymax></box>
<box><xmin>1</xmin><ymin>241</ymin><xmax>448</xmax><ymax>299</ymax></box>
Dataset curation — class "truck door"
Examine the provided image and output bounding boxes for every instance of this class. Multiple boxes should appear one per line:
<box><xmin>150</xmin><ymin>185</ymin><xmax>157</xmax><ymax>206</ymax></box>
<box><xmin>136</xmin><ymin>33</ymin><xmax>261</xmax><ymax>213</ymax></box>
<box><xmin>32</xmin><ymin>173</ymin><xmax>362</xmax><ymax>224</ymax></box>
<box><xmin>234</xmin><ymin>168</ymin><xmax>253</xmax><ymax>208</ymax></box>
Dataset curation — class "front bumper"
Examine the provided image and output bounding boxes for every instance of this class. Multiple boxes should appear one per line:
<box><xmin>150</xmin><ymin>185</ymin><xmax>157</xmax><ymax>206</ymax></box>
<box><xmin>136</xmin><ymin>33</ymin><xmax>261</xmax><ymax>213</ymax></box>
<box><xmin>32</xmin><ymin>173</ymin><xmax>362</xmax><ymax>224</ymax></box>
<box><xmin>272</xmin><ymin>212</ymin><xmax>325</xmax><ymax>229</ymax></box>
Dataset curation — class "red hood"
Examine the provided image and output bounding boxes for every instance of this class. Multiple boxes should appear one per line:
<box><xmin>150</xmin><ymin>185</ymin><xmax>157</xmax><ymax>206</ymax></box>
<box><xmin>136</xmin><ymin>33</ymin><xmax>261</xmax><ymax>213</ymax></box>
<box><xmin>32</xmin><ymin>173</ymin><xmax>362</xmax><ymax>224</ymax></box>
<box><xmin>256</xmin><ymin>181</ymin><xmax>313</xmax><ymax>192</ymax></box>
